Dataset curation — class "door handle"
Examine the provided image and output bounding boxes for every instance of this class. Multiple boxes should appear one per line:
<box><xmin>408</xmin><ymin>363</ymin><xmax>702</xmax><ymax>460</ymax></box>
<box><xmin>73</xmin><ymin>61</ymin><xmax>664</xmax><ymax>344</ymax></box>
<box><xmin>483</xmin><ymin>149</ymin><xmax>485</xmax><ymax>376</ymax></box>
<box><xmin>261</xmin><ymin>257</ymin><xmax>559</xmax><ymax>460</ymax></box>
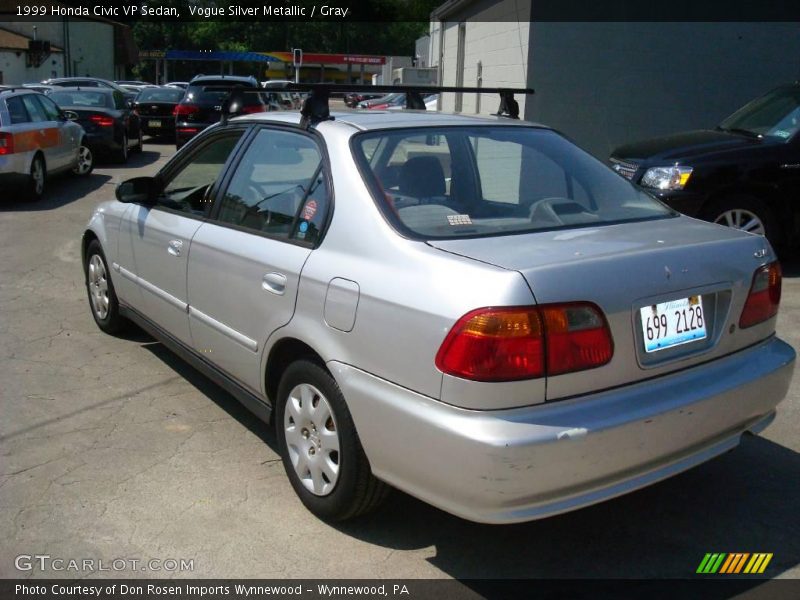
<box><xmin>167</xmin><ymin>239</ymin><xmax>183</xmax><ymax>256</ymax></box>
<box><xmin>262</xmin><ymin>272</ymin><xmax>287</xmax><ymax>295</ymax></box>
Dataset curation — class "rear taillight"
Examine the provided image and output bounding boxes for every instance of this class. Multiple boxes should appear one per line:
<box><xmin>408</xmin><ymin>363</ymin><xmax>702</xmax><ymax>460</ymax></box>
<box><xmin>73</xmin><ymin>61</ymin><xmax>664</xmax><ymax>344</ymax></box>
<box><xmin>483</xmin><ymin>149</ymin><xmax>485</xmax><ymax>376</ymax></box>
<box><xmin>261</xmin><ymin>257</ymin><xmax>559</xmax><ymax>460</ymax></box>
<box><xmin>173</xmin><ymin>104</ymin><xmax>200</xmax><ymax>117</ymax></box>
<box><xmin>0</xmin><ymin>132</ymin><xmax>14</xmax><ymax>155</ymax></box>
<box><xmin>739</xmin><ymin>262</ymin><xmax>782</xmax><ymax>328</ymax></box>
<box><xmin>540</xmin><ymin>303</ymin><xmax>614</xmax><ymax>375</ymax></box>
<box><xmin>239</xmin><ymin>105</ymin><xmax>265</xmax><ymax>115</ymax></box>
<box><xmin>89</xmin><ymin>114</ymin><xmax>114</xmax><ymax>127</ymax></box>
<box><xmin>435</xmin><ymin>302</ymin><xmax>613</xmax><ymax>382</ymax></box>
<box><xmin>435</xmin><ymin>307</ymin><xmax>545</xmax><ymax>381</ymax></box>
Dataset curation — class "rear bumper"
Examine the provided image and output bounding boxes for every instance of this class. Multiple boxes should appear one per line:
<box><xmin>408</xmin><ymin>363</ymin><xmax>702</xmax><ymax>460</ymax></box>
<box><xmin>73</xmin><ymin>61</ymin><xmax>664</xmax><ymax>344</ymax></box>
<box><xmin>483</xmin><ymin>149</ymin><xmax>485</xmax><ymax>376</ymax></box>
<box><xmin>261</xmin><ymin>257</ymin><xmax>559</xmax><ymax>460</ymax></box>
<box><xmin>141</xmin><ymin>117</ymin><xmax>175</xmax><ymax>136</ymax></box>
<box><xmin>175</xmin><ymin>122</ymin><xmax>212</xmax><ymax>146</ymax></box>
<box><xmin>85</xmin><ymin>131</ymin><xmax>120</xmax><ymax>156</ymax></box>
<box><xmin>331</xmin><ymin>336</ymin><xmax>795</xmax><ymax>524</ymax></box>
<box><xmin>0</xmin><ymin>152</ymin><xmax>30</xmax><ymax>178</ymax></box>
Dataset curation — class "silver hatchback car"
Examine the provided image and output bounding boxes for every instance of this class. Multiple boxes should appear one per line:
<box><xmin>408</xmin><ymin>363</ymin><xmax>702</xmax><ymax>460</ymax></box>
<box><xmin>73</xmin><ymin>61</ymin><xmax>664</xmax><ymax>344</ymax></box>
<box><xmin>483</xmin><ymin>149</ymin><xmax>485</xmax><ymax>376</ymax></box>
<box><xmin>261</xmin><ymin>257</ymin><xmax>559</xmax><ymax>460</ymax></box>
<box><xmin>82</xmin><ymin>106</ymin><xmax>795</xmax><ymax>524</ymax></box>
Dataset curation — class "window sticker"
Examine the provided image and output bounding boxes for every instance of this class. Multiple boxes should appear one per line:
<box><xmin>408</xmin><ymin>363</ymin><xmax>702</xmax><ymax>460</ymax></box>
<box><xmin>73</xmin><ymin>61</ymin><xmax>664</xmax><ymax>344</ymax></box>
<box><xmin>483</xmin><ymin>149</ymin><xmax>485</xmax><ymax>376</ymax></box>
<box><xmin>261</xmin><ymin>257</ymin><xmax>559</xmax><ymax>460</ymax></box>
<box><xmin>447</xmin><ymin>214</ymin><xmax>473</xmax><ymax>226</ymax></box>
<box><xmin>302</xmin><ymin>199</ymin><xmax>318</xmax><ymax>220</ymax></box>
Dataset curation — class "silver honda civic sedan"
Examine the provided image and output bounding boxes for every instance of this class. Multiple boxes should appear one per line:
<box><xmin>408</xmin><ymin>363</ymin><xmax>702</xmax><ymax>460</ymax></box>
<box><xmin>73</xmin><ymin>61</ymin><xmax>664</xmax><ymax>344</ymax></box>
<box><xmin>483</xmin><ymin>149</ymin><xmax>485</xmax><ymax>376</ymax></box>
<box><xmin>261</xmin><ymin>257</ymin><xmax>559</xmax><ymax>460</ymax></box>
<box><xmin>82</xmin><ymin>109</ymin><xmax>795</xmax><ymax>524</ymax></box>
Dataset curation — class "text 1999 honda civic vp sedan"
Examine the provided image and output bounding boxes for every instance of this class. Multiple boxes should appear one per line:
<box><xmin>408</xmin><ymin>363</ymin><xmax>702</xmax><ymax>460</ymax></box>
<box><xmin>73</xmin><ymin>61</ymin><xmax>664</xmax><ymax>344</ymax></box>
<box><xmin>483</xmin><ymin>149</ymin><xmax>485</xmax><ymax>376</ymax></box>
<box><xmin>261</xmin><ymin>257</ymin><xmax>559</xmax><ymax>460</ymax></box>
<box><xmin>82</xmin><ymin>94</ymin><xmax>795</xmax><ymax>523</ymax></box>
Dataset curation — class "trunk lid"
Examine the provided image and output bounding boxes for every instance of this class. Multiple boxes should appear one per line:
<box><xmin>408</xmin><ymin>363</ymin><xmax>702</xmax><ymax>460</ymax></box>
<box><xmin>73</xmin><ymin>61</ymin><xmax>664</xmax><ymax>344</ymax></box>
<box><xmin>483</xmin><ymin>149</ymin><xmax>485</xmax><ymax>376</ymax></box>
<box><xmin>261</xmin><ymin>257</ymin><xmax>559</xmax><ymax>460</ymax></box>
<box><xmin>135</xmin><ymin>102</ymin><xmax>176</xmax><ymax>117</ymax></box>
<box><xmin>429</xmin><ymin>216</ymin><xmax>777</xmax><ymax>400</ymax></box>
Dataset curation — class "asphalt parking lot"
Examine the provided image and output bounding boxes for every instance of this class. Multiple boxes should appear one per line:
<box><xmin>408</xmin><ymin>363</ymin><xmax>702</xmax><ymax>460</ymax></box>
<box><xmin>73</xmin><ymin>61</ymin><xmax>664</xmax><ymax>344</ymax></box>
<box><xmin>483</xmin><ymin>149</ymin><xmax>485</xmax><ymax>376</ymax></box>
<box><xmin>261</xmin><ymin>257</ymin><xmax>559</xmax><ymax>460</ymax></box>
<box><xmin>1</xmin><ymin>139</ymin><xmax>798</xmax><ymax>583</ymax></box>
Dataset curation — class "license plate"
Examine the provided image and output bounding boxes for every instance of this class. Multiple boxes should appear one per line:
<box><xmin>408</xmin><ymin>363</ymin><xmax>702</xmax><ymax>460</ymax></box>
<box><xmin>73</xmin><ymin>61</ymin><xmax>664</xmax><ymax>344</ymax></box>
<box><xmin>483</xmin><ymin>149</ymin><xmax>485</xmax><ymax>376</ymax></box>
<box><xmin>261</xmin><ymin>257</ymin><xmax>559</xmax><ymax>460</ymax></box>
<box><xmin>640</xmin><ymin>295</ymin><xmax>706</xmax><ymax>353</ymax></box>
<box><xmin>148</xmin><ymin>120</ymin><xmax>162</xmax><ymax>127</ymax></box>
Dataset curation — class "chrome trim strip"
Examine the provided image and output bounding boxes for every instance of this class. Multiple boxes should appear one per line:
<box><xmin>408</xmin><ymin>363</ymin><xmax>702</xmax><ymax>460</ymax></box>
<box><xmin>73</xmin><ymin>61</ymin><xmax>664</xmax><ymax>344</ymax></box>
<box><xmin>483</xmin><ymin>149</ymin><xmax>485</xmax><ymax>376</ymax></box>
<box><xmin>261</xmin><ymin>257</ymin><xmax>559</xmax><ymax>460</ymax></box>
<box><xmin>121</xmin><ymin>265</ymin><xmax>188</xmax><ymax>313</ymax></box>
<box><xmin>189</xmin><ymin>306</ymin><xmax>259</xmax><ymax>353</ymax></box>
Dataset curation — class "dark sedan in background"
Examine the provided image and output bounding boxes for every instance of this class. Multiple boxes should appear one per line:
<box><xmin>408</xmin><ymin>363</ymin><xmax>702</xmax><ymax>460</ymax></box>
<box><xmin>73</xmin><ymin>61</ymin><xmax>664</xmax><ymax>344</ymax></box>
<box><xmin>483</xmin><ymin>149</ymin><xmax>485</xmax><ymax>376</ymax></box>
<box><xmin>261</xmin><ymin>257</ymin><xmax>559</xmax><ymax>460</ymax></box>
<box><xmin>48</xmin><ymin>88</ymin><xmax>142</xmax><ymax>163</ymax></box>
<box><xmin>174</xmin><ymin>75</ymin><xmax>267</xmax><ymax>148</ymax></box>
<box><xmin>133</xmin><ymin>86</ymin><xmax>185</xmax><ymax>140</ymax></box>
<box><xmin>611</xmin><ymin>83</ymin><xmax>800</xmax><ymax>249</ymax></box>
<box><xmin>43</xmin><ymin>77</ymin><xmax>138</xmax><ymax>102</ymax></box>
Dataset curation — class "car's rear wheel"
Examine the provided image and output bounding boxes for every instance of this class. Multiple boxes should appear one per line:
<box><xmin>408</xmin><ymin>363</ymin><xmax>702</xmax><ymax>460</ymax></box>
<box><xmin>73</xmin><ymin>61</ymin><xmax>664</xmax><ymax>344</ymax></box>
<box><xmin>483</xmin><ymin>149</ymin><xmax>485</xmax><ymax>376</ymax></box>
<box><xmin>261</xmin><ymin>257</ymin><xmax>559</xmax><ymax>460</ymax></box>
<box><xmin>72</xmin><ymin>142</ymin><xmax>94</xmax><ymax>176</ymax></box>
<box><xmin>276</xmin><ymin>360</ymin><xmax>389</xmax><ymax>521</ymax></box>
<box><xmin>116</xmin><ymin>133</ymin><xmax>129</xmax><ymax>163</ymax></box>
<box><xmin>703</xmin><ymin>195</ymin><xmax>778</xmax><ymax>245</ymax></box>
<box><xmin>26</xmin><ymin>155</ymin><xmax>45</xmax><ymax>201</ymax></box>
<box><xmin>85</xmin><ymin>239</ymin><xmax>127</xmax><ymax>334</ymax></box>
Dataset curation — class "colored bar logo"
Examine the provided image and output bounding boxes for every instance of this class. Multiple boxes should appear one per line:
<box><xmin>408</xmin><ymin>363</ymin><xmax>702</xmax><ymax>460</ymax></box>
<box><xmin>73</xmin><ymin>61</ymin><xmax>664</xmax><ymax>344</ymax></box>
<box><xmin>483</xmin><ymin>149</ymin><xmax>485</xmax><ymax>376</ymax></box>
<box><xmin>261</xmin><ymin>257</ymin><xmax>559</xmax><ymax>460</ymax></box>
<box><xmin>696</xmin><ymin>553</ymin><xmax>773</xmax><ymax>574</ymax></box>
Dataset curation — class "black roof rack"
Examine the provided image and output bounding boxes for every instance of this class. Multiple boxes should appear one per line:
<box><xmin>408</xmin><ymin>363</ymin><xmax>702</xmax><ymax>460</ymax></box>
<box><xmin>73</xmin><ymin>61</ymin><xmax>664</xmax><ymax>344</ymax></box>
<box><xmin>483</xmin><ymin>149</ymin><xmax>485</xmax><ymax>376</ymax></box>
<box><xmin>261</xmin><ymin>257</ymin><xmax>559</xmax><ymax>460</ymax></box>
<box><xmin>206</xmin><ymin>83</ymin><xmax>535</xmax><ymax>129</ymax></box>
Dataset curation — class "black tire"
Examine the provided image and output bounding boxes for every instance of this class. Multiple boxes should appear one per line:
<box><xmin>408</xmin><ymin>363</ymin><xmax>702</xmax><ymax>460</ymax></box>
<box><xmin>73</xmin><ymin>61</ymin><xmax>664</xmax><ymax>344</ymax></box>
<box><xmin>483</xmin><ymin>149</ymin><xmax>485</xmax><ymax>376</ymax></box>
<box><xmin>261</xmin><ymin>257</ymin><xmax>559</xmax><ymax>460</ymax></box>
<box><xmin>71</xmin><ymin>140</ymin><xmax>94</xmax><ymax>176</ymax></box>
<box><xmin>132</xmin><ymin>126</ymin><xmax>143</xmax><ymax>154</ymax></box>
<box><xmin>701</xmin><ymin>195</ymin><xmax>779</xmax><ymax>246</ymax></box>
<box><xmin>84</xmin><ymin>239</ymin><xmax>127</xmax><ymax>335</ymax></box>
<box><xmin>116</xmin><ymin>133</ymin><xmax>129</xmax><ymax>164</ymax></box>
<box><xmin>26</xmin><ymin>154</ymin><xmax>46</xmax><ymax>201</ymax></box>
<box><xmin>276</xmin><ymin>360</ymin><xmax>389</xmax><ymax>521</ymax></box>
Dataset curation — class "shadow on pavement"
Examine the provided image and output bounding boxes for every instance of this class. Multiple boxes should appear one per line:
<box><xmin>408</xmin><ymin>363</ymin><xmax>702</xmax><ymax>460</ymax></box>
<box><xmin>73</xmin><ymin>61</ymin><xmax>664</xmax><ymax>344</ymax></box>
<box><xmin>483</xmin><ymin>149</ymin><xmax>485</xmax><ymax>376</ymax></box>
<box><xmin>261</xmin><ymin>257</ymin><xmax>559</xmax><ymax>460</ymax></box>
<box><xmin>95</xmin><ymin>149</ymin><xmax>163</xmax><ymax>169</ymax></box>
<box><xmin>142</xmin><ymin>341</ymin><xmax>278</xmax><ymax>452</ymax></box>
<box><xmin>140</xmin><ymin>337</ymin><xmax>799</xmax><ymax>586</ymax></box>
<box><xmin>0</xmin><ymin>172</ymin><xmax>111</xmax><ymax>211</ymax></box>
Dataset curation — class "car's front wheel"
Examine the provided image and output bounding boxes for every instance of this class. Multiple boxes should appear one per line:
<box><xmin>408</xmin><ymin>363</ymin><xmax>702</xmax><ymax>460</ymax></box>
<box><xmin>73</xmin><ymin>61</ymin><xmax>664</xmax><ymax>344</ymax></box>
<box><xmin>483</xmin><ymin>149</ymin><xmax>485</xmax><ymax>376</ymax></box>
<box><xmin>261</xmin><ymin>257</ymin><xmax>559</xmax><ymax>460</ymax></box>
<box><xmin>703</xmin><ymin>195</ymin><xmax>777</xmax><ymax>245</ymax></box>
<box><xmin>276</xmin><ymin>360</ymin><xmax>389</xmax><ymax>521</ymax></box>
<box><xmin>85</xmin><ymin>239</ymin><xmax>127</xmax><ymax>334</ymax></box>
<box><xmin>72</xmin><ymin>141</ymin><xmax>94</xmax><ymax>176</ymax></box>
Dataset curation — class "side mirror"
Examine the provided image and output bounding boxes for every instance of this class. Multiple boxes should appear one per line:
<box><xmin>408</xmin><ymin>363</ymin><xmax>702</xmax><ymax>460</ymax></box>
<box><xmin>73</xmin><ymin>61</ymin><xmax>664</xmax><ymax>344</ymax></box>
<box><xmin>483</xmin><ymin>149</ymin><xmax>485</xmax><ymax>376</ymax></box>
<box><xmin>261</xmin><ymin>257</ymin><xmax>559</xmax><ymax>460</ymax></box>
<box><xmin>62</xmin><ymin>110</ymin><xmax>79</xmax><ymax>121</ymax></box>
<box><xmin>116</xmin><ymin>176</ymin><xmax>160</xmax><ymax>204</ymax></box>
<box><xmin>126</xmin><ymin>99</ymin><xmax>135</xmax><ymax>109</ymax></box>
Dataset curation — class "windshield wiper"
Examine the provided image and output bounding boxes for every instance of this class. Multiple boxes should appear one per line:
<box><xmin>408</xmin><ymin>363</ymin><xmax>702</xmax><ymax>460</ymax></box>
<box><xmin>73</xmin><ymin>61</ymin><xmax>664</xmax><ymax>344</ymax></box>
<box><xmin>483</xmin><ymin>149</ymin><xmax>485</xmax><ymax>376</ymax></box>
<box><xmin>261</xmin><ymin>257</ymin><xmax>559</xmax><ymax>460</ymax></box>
<box><xmin>716</xmin><ymin>126</ymin><xmax>763</xmax><ymax>139</ymax></box>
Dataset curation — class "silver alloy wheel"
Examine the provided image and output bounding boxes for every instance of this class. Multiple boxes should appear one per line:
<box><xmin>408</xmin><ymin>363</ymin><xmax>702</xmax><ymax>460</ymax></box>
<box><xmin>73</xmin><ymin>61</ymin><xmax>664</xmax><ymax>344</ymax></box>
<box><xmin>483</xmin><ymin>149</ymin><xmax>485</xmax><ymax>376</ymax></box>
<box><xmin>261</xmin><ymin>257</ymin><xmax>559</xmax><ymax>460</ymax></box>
<box><xmin>31</xmin><ymin>158</ymin><xmax>44</xmax><ymax>195</ymax></box>
<box><xmin>73</xmin><ymin>145</ymin><xmax>93</xmax><ymax>175</ymax></box>
<box><xmin>88</xmin><ymin>254</ymin><xmax>109</xmax><ymax>320</ymax></box>
<box><xmin>714</xmin><ymin>209</ymin><xmax>766</xmax><ymax>235</ymax></box>
<box><xmin>283</xmin><ymin>383</ymin><xmax>340</xmax><ymax>496</ymax></box>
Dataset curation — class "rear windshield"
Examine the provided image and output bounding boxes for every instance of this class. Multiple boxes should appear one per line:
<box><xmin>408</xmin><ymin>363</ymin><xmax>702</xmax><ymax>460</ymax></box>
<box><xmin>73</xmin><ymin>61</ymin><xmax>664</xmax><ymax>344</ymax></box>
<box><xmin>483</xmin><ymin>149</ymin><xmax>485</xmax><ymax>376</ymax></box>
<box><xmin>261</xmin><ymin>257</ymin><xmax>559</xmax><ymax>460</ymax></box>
<box><xmin>353</xmin><ymin>126</ymin><xmax>673</xmax><ymax>239</ymax></box>
<box><xmin>137</xmin><ymin>87</ymin><xmax>185</xmax><ymax>103</ymax></box>
<box><xmin>185</xmin><ymin>81</ymin><xmax>261</xmax><ymax>105</ymax></box>
<box><xmin>48</xmin><ymin>90</ymin><xmax>111</xmax><ymax>108</ymax></box>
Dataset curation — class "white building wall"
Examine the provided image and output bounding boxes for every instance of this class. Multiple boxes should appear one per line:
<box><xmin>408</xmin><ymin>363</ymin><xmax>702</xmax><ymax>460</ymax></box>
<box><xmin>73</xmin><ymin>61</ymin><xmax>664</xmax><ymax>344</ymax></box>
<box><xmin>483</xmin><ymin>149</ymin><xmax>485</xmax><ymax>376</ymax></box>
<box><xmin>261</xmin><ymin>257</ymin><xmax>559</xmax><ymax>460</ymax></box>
<box><xmin>0</xmin><ymin>50</ymin><xmax>64</xmax><ymax>84</ymax></box>
<box><xmin>435</xmin><ymin>0</ymin><xmax>532</xmax><ymax>115</ymax></box>
<box><xmin>1</xmin><ymin>19</ymin><xmax>116</xmax><ymax>80</ymax></box>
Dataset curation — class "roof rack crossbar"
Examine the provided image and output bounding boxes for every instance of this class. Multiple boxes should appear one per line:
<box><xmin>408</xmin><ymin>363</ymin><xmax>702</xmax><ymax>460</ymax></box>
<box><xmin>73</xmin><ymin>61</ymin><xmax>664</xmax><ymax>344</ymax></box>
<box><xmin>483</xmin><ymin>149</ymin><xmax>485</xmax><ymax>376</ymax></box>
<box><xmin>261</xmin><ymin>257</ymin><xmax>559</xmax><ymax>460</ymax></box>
<box><xmin>205</xmin><ymin>83</ymin><xmax>535</xmax><ymax>128</ymax></box>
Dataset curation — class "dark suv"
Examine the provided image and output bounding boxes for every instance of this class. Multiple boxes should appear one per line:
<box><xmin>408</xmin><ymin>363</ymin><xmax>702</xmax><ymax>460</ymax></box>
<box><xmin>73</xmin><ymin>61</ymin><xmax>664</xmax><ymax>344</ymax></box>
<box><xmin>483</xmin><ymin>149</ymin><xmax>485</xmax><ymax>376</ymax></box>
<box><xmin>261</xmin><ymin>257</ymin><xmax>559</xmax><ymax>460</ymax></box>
<box><xmin>174</xmin><ymin>75</ymin><xmax>267</xmax><ymax>148</ymax></box>
<box><xmin>610</xmin><ymin>83</ymin><xmax>800</xmax><ymax>248</ymax></box>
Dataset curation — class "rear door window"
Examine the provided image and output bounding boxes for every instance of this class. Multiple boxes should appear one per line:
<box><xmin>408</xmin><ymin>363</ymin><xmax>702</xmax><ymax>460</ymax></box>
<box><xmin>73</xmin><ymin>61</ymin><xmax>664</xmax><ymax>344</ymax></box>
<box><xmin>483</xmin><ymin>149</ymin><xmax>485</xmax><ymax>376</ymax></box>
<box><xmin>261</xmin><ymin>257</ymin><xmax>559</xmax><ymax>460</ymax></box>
<box><xmin>5</xmin><ymin>96</ymin><xmax>29</xmax><ymax>124</ymax></box>
<box><xmin>20</xmin><ymin>95</ymin><xmax>47</xmax><ymax>122</ymax></box>
<box><xmin>215</xmin><ymin>128</ymin><xmax>329</xmax><ymax>244</ymax></box>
